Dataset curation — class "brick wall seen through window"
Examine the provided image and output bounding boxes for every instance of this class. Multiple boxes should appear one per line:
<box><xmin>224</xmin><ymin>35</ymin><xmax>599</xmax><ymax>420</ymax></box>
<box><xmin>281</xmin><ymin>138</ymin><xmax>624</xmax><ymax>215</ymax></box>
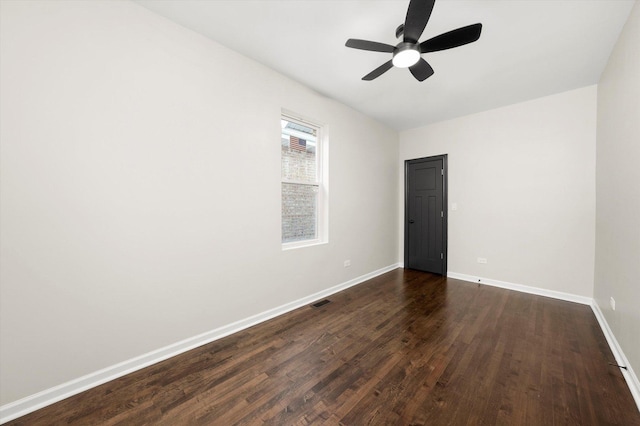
<box><xmin>281</xmin><ymin>115</ymin><xmax>324</xmax><ymax>245</ymax></box>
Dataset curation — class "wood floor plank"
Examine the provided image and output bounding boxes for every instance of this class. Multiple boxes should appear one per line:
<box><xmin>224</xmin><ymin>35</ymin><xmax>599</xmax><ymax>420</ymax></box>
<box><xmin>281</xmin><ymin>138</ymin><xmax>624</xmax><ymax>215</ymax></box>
<box><xmin>6</xmin><ymin>269</ymin><xmax>640</xmax><ymax>425</ymax></box>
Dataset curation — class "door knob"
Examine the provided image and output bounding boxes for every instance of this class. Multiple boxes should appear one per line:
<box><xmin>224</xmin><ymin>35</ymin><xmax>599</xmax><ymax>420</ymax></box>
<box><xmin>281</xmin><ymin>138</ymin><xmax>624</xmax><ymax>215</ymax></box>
<box><xmin>409</xmin><ymin>219</ymin><xmax>415</xmax><ymax>223</ymax></box>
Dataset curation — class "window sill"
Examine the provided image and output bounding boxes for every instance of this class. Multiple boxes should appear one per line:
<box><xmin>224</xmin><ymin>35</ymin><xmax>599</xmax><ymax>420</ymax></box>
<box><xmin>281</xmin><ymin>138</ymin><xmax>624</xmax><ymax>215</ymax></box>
<box><xmin>282</xmin><ymin>239</ymin><xmax>327</xmax><ymax>251</ymax></box>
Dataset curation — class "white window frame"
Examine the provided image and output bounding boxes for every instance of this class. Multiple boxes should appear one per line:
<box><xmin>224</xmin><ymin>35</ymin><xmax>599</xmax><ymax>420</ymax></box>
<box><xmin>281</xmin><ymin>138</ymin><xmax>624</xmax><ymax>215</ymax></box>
<box><xmin>281</xmin><ymin>111</ymin><xmax>328</xmax><ymax>250</ymax></box>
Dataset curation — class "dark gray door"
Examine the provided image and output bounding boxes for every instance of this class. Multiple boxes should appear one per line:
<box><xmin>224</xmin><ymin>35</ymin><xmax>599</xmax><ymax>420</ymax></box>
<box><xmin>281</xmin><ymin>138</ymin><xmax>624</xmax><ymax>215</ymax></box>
<box><xmin>405</xmin><ymin>156</ymin><xmax>447</xmax><ymax>274</ymax></box>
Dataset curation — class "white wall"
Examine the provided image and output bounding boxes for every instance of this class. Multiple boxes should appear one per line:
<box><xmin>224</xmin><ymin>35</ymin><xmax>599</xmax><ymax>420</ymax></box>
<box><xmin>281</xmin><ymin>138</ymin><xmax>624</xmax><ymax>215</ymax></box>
<box><xmin>399</xmin><ymin>86</ymin><xmax>597</xmax><ymax>297</ymax></box>
<box><xmin>0</xmin><ymin>0</ymin><xmax>398</xmax><ymax>405</ymax></box>
<box><xmin>595</xmin><ymin>1</ymin><xmax>640</xmax><ymax>382</ymax></box>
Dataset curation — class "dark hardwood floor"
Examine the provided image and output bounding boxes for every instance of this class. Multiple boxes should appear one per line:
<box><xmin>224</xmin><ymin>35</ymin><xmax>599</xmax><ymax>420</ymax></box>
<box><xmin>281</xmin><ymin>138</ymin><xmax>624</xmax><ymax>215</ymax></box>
<box><xmin>8</xmin><ymin>269</ymin><xmax>640</xmax><ymax>425</ymax></box>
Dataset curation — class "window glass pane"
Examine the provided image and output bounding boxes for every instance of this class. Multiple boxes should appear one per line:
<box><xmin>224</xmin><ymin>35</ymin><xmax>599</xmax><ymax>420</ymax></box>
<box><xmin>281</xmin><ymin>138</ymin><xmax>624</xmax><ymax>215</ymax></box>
<box><xmin>281</xmin><ymin>119</ymin><xmax>317</xmax><ymax>183</ymax></box>
<box><xmin>282</xmin><ymin>182</ymin><xmax>318</xmax><ymax>243</ymax></box>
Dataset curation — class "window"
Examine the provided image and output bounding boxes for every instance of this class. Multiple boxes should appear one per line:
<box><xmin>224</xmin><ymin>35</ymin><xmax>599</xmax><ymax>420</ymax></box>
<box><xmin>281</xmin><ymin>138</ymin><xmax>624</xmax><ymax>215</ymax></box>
<box><xmin>281</xmin><ymin>113</ymin><xmax>326</xmax><ymax>248</ymax></box>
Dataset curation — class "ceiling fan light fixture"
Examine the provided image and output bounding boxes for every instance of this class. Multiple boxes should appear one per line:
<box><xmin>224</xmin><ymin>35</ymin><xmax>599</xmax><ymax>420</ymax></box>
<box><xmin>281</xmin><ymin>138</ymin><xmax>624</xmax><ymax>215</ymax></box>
<box><xmin>345</xmin><ymin>0</ymin><xmax>482</xmax><ymax>81</ymax></box>
<box><xmin>392</xmin><ymin>43</ymin><xmax>420</xmax><ymax>68</ymax></box>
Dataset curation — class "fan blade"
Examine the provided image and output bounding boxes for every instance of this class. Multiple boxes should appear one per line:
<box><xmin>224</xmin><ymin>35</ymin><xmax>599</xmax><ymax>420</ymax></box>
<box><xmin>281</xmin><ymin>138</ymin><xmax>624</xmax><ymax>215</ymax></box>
<box><xmin>362</xmin><ymin>60</ymin><xmax>394</xmax><ymax>81</ymax></box>
<box><xmin>409</xmin><ymin>58</ymin><xmax>434</xmax><ymax>81</ymax></box>
<box><xmin>404</xmin><ymin>0</ymin><xmax>435</xmax><ymax>43</ymax></box>
<box><xmin>346</xmin><ymin>39</ymin><xmax>395</xmax><ymax>53</ymax></box>
<box><xmin>420</xmin><ymin>23</ymin><xmax>482</xmax><ymax>53</ymax></box>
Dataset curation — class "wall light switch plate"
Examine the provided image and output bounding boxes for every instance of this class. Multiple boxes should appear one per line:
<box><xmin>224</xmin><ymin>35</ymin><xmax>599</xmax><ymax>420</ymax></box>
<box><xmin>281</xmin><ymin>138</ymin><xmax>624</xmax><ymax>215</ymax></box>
<box><xmin>610</xmin><ymin>297</ymin><xmax>616</xmax><ymax>311</ymax></box>
<box><xmin>344</xmin><ymin>260</ymin><xmax>351</xmax><ymax>267</ymax></box>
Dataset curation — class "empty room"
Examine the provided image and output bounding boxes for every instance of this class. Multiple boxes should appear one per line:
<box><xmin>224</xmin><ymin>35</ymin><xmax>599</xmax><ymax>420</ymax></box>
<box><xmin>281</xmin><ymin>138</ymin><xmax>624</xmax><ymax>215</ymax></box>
<box><xmin>1</xmin><ymin>0</ymin><xmax>639</xmax><ymax>424</ymax></box>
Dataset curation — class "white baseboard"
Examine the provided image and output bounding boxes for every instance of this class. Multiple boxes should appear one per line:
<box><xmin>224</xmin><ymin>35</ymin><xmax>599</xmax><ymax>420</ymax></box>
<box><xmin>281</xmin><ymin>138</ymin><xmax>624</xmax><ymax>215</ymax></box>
<box><xmin>591</xmin><ymin>301</ymin><xmax>640</xmax><ymax>412</ymax></box>
<box><xmin>0</xmin><ymin>263</ymin><xmax>401</xmax><ymax>424</ymax></box>
<box><xmin>447</xmin><ymin>271</ymin><xmax>593</xmax><ymax>305</ymax></box>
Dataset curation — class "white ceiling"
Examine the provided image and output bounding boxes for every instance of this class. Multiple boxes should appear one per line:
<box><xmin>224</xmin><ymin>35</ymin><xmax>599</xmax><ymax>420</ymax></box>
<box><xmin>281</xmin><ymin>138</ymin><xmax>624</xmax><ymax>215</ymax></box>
<box><xmin>135</xmin><ymin>0</ymin><xmax>635</xmax><ymax>131</ymax></box>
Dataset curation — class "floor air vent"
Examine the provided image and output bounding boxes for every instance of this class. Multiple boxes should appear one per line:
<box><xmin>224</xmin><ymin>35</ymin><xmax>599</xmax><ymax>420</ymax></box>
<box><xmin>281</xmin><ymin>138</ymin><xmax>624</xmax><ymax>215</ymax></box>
<box><xmin>312</xmin><ymin>299</ymin><xmax>331</xmax><ymax>308</ymax></box>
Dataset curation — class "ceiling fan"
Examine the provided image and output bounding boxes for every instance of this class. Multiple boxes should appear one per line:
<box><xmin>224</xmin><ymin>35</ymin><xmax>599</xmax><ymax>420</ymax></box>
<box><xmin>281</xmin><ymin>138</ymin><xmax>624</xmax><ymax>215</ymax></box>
<box><xmin>345</xmin><ymin>0</ymin><xmax>482</xmax><ymax>81</ymax></box>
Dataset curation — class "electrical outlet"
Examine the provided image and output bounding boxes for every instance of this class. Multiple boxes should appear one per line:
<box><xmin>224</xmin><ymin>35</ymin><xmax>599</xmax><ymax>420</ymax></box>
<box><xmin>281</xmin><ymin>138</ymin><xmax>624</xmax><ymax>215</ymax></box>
<box><xmin>610</xmin><ymin>297</ymin><xmax>616</xmax><ymax>311</ymax></box>
<box><xmin>477</xmin><ymin>257</ymin><xmax>487</xmax><ymax>264</ymax></box>
<box><xmin>344</xmin><ymin>260</ymin><xmax>351</xmax><ymax>267</ymax></box>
